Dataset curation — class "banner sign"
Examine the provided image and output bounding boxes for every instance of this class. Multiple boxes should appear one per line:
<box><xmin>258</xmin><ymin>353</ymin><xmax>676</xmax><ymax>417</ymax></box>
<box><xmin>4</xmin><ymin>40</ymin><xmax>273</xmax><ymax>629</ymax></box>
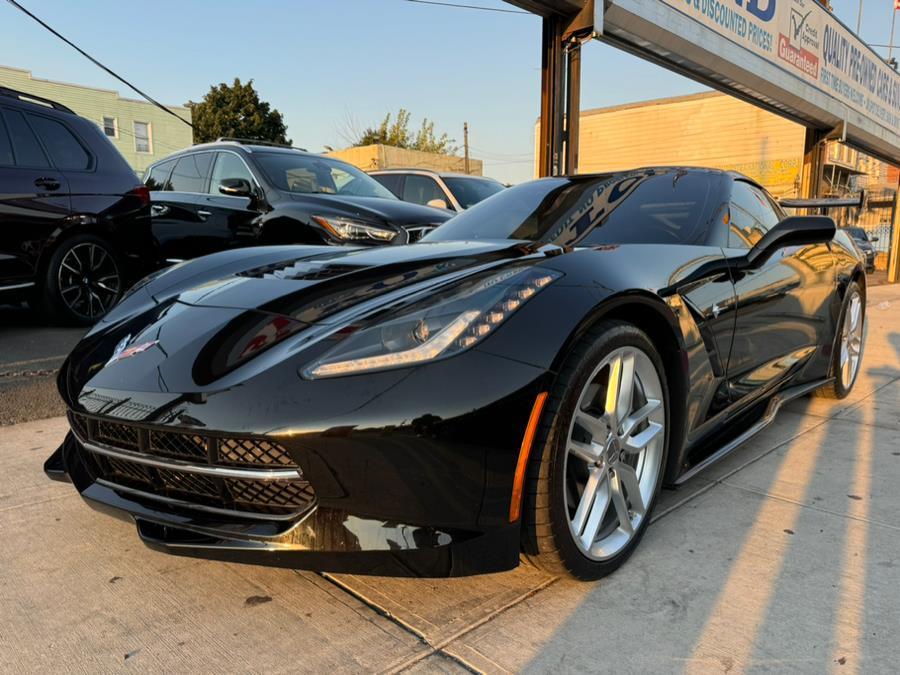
<box><xmin>661</xmin><ymin>0</ymin><xmax>900</xmax><ymax>134</ymax></box>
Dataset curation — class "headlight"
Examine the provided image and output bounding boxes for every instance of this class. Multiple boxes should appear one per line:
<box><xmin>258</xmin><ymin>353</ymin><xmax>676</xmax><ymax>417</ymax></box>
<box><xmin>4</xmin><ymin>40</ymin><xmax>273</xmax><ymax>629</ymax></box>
<box><xmin>311</xmin><ymin>215</ymin><xmax>397</xmax><ymax>242</ymax></box>
<box><xmin>302</xmin><ymin>266</ymin><xmax>561</xmax><ymax>378</ymax></box>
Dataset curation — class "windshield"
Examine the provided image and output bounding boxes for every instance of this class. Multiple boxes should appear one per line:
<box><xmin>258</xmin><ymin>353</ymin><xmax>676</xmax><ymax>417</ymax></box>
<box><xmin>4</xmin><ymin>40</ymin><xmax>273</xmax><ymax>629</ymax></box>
<box><xmin>424</xmin><ymin>169</ymin><xmax>716</xmax><ymax>246</ymax></box>
<box><xmin>443</xmin><ymin>176</ymin><xmax>505</xmax><ymax>209</ymax></box>
<box><xmin>255</xmin><ymin>153</ymin><xmax>397</xmax><ymax>199</ymax></box>
<box><xmin>844</xmin><ymin>227</ymin><xmax>867</xmax><ymax>240</ymax></box>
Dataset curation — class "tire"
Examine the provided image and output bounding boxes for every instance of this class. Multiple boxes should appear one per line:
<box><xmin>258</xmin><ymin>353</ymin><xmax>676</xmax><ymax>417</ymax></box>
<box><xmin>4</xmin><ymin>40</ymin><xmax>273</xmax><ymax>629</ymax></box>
<box><xmin>39</xmin><ymin>234</ymin><xmax>123</xmax><ymax>325</ymax></box>
<box><xmin>814</xmin><ymin>280</ymin><xmax>865</xmax><ymax>400</ymax></box>
<box><xmin>522</xmin><ymin>320</ymin><xmax>669</xmax><ymax>580</ymax></box>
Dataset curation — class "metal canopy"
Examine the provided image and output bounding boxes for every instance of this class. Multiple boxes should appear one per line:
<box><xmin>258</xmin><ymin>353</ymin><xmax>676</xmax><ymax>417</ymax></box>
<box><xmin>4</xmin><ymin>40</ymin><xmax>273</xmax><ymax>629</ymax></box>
<box><xmin>506</xmin><ymin>0</ymin><xmax>900</xmax><ymax>168</ymax></box>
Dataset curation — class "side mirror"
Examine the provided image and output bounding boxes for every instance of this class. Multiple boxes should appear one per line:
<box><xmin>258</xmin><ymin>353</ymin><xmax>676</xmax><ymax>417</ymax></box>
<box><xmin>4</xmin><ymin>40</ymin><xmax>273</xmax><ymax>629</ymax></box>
<box><xmin>745</xmin><ymin>215</ymin><xmax>835</xmax><ymax>268</ymax></box>
<box><xmin>219</xmin><ymin>178</ymin><xmax>253</xmax><ymax>198</ymax></box>
<box><xmin>871</xmin><ymin>236</ymin><xmax>879</xmax><ymax>242</ymax></box>
<box><xmin>426</xmin><ymin>198</ymin><xmax>449</xmax><ymax>210</ymax></box>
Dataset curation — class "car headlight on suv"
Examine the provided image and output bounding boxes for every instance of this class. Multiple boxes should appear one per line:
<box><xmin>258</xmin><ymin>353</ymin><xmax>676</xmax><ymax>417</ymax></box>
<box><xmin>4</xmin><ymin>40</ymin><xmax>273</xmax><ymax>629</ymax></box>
<box><xmin>302</xmin><ymin>266</ymin><xmax>561</xmax><ymax>378</ymax></box>
<box><xmin>311</xmin><ymin>215</ymin><xmax>397</xmax><ymax>242</ymax></box>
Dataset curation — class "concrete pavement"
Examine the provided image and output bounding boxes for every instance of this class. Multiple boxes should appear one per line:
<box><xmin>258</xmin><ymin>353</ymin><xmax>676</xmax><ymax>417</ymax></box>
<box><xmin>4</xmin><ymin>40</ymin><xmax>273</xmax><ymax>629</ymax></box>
<box><xmin>1</xmin><ymin>284</ymin><xmax>898</xmax><ymax>673</ymax></box>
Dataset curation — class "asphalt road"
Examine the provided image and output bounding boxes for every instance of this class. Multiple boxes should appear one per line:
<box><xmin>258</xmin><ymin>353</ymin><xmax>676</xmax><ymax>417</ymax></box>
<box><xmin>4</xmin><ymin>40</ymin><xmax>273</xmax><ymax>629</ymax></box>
<box><xmin>0</xmin><ymin>303</ymin><xmax>86</xmax><ymax>425</ymax></box>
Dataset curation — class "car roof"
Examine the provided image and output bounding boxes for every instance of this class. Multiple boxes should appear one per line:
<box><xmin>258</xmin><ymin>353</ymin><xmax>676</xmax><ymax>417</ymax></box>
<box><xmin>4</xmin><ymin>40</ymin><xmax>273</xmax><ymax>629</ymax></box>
<box><xmin>0</xmin><ymin>86</ymin><xmax>76</xmax><ymax>115</ymax></box>
<box><xmin>147</xmin><ymin>141</ymin><xmax>328</xmax><ymax>168</ymax></box>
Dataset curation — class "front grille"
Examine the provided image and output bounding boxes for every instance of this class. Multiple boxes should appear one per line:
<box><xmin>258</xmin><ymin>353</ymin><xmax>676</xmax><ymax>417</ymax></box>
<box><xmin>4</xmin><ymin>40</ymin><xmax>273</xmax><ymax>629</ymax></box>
<box><xmin>68</xmin><ymin>411</ymin><xmax>314</xmax><ymax>517</ymax></box>
<box><xmin>219</xmin><ymin>437</ymin><xmax>297</xmax><ymax>467</ymax></box>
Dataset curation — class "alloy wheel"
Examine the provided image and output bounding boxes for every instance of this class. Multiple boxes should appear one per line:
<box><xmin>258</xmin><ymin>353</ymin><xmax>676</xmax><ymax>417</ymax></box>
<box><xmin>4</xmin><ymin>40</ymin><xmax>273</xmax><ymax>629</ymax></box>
<box><xmin>563</xmin><ymin>346</ymin><xmax>665</xmax><ymax>561</ymax></box>
<box><xmin>57</xmin><ymin>242</ymin><xmax>121</xmax><ymax>320</ymax></box>
<box><xmin>840</xmin><ymin>291</ymin><xmax>863</xmax><ymax>389</ymax></box>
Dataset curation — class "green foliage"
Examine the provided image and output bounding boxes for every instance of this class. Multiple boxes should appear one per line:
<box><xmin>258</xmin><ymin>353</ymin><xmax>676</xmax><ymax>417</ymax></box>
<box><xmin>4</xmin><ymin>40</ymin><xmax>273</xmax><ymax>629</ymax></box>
<box><xmin>355</xmin><ymin>109</ymin><xmax>458</xmax><ymax>155</ymax></box>
<box><xmin>188</xmin><ymin>78</ymin><xmax>290</xmax><ymax>145</ymax></box>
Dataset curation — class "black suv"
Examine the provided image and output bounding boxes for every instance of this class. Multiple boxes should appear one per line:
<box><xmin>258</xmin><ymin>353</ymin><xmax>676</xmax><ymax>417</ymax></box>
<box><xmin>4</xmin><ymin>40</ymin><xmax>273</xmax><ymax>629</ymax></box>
<box><xmin>0</xmin><ymin>87</ymin><xmax>152</xmax><ymax>323</ymax></box>
<box><xmin>143</xmin><ymin>139</ymin><xmax>451</xmax><ymax>263</ymax></box>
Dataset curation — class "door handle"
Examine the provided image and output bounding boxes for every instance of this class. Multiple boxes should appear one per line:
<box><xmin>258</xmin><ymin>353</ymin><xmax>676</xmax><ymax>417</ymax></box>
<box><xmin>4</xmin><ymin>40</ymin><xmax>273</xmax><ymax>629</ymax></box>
<box><xmin>34</xmin><ymin>177</ymin><xmax>61</xmax><ymax>191</ymax></box>
<box><xmin>197</xmin><ymin>210</ymin><xmax>212</xmax><ymax>221</ymax></box>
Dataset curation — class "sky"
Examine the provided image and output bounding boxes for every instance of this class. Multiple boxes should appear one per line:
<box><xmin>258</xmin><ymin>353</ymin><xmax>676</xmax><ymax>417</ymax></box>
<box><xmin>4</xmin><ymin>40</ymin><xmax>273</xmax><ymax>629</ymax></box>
<box><xmin>0</xmin><ymin>0</ymin><xmax>894</xmax><ymax>184</ymax></box>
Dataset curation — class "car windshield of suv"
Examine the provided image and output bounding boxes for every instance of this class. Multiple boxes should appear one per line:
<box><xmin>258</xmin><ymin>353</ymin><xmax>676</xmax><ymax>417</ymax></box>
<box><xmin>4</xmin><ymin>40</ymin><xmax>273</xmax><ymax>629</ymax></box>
<box><xmin>255</xmin><ymin>153</ymin><xmax>397</xmax><ymax>199</ymax></box>
<box><xmin>844</xmin><ymin>227</ymin><xmax>868</xmax><ymax>241</ymax></box>
<box><xmin>443</xmin><ymin>176</ymin><xmax>505</xmax><ymax>209</ymax></box>
<box><xmin>424</xmin><ymin>169</ymin><xmax>714</xmax><ymax>246</ymax></box>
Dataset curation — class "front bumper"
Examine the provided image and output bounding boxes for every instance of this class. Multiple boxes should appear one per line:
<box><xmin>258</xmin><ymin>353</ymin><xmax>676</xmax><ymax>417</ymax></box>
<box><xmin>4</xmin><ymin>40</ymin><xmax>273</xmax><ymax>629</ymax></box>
<box><xmin>47</xmin><ymin>432</ymin><xmax>520</xmax><ymax>576</ymax></box>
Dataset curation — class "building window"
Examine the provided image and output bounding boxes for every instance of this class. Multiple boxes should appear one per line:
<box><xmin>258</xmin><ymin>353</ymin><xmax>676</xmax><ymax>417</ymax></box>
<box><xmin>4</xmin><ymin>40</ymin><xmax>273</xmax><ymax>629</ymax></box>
<box><xmin>102</xmin><ymin>116</ymin><xmax>117</xmax><ymax>138</ymax></box>
<box><xmin>133</xmin><ymin>121</ymin><xmax>152</xmax><ymax>153</ymax></box>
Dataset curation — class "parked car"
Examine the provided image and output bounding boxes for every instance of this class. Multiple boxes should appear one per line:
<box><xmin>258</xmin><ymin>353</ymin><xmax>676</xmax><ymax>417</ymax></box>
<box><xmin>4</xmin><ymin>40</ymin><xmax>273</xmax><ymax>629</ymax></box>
<box><xmin>0</xmin><ymin>87</ymin><xmax>151</xmax><ymax>323</ymax></box>
<box><xmin>143</xmin><ymin>140</ymin><xmax>450</xmax><ymax>264</ymax></box>
<box><xmin>370</xmin><ymin>168</ymin><xmax>504</xmax><ymax>211</ymax></box>
<box><xmin>47</xmin><ymin>168</ymin><xmax>866</xmax><ymax>579</ymax></box>
<box><xmin>842</xmin><ymin>226</ymin><xmax>877</xmax><ymax>273</ymax></box>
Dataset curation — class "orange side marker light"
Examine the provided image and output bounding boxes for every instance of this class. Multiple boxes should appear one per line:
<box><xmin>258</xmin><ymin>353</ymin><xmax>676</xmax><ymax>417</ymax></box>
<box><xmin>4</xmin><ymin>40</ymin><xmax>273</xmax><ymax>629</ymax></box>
<box><xmin>509</xmin><ymin>391</ymin><xmax>549</xmax><ymax>523</ymax></box>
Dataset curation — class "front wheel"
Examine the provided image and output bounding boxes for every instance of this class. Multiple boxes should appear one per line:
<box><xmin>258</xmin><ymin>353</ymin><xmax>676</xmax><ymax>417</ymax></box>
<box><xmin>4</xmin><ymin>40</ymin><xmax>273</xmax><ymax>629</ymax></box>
<box><xmin>39</xmin><ymin>234</ymin><xmax>123</xmax><ymax>324</ymax></box>
<box><xmin>523</xmin><ymin>320</ymin><xmax>669</xmax><ymax>580</ymax></box>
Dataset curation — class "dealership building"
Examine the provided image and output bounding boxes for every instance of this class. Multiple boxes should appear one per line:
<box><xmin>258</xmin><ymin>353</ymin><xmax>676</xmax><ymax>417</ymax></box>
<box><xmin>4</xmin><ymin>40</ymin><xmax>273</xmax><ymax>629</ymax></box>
<box><xmin>0</xmin><ymin>64</ymin><xmax>192</xmax><ymax>174</ymax></box>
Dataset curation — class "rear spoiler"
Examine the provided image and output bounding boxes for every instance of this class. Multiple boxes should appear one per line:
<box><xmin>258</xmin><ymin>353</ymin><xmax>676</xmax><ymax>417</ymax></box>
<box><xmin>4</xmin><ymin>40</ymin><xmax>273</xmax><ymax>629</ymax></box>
<box><xmin>779</xmin><ymin>195</ymin><xmax>863</xmax><ymax>209</ymax></box>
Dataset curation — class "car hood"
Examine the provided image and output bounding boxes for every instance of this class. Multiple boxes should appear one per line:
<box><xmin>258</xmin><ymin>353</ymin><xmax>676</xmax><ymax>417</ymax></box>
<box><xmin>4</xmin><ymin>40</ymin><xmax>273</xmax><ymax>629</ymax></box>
<box><xmin>165</xmin><ymin>240</ymin><xmax>548</xmax><ymax>320</ymax></box>
<box><xmin>288</xmin><ymin>193</ymin><xmax>451</xmax><ymax>226</ymax></box>
<box><xmin>67</xmin><ymin>240</ymin><xmax>556</xmax><ymax>395</ymax></box>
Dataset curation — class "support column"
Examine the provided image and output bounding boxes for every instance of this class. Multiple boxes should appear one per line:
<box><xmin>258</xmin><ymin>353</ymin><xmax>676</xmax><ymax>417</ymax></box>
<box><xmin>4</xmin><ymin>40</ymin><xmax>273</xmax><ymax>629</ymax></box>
<box><xmin>564</xmin><ymin>41</ymin><xmax>582</xmax><ymax>175</ymax></box>
<box><xmin>800</xmin><ymin>127</ymin><xmax>825</xmax><ymax>200</ymax></box>
<box><xmin>538</xmin><ymin>16</ymin><xmax>566</xmax><ymax>177</ymax></box>
<box><xmin>889</xmin><ymin>175</ymin><xmax>900</xmax><ymax>283</ymax></box>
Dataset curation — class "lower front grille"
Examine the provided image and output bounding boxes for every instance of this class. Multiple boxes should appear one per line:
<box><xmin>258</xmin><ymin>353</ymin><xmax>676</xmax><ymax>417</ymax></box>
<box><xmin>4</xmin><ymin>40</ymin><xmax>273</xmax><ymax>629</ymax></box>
<box><xmin>69</xmin><ymin>411</ymin><xmax>315</xmax><ymax>517</ymax></box>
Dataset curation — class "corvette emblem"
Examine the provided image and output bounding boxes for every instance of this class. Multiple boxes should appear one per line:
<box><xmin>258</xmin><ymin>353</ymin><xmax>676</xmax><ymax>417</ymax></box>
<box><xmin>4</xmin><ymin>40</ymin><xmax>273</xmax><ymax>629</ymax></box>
<box><xmin>106</xmin><ymin>335</ymin><xmax>159</xmax><ymax>366</ymax></box>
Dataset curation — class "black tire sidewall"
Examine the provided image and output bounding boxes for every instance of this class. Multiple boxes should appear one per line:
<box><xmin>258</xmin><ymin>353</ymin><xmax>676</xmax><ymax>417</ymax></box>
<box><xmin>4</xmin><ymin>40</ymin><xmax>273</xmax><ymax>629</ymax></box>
<box><xmin>546</xmin><ymin>322</ymin><xmax>670</xmax><ymax>579</ymax></box>
<box><xmin>831</xmin><ymin>281</ymin><xmax>864</xmax><ymax>398</ymax></box>
<box><xmin>42</xmin><ymin>234</ymin><xmax>122</xmax><ymax>325</ymax></box>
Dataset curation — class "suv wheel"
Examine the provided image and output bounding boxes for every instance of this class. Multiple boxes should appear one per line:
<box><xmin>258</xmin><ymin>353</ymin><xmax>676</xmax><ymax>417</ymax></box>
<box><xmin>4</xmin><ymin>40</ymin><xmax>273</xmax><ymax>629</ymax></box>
<box><xmin>41</xmin><ymin>234</ymin><xmax>123</xmax><ymax>324</ymax></box>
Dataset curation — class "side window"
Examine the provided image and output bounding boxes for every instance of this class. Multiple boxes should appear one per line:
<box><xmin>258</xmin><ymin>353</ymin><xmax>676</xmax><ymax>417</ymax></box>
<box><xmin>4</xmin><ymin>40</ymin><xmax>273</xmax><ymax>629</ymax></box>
<box><xmin>729</xmin><ymin>181</ymin><xmax>778</xmax><ymax>248</ymax></box>
<box><xmin>2</xmin><ymin>109</ymin><xmax>49</xmax><ymax>168</ymax></box>
<box><xmin>372</xmin><ymin>173</ymin><xmax>402</xmax><ymax>196</ymax></box>
<box><xmin>27</xmin><ymin>115</ymin><xmax>92</xmax><ymax>170</ymax></box>
<box><xmin>144</xmin><ymin>158</ymin><xmax>176</xmax><ymax>191</ymax></box>
<box><xmin>209</xmin><ymin>152</ymin><xmax>255</xmax><ymax>194</ymax></box>
<box><xmin>133</xmin><ymin>121</ymin><xmax>152</xmax><ymax>153</ymax></box>
<box><xmin>167</xmin><ymin>153</ymin><xmax>213</xmax><ymax>193</ymax></box>
<box><xmin>0</xmin><ymin>113</ymin><xmax>13</xmax><ymax>166</ymax></box>
<box><xmin>402</xmin><ymin>175</ymin><xmax>445</xmax><ymax>206</ymax></box>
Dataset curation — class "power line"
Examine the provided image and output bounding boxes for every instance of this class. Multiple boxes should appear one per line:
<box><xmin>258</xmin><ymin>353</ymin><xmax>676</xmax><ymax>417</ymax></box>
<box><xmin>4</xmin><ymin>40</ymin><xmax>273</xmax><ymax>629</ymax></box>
<box><xmin>403</xmin><ymin>0</ymin><xmax>530</xmax><ymax>14</ymax></box>
<box><xmin>4</xmin><ymin>0</ymin><xmax>193</xmax><ymax>129</ymax></box>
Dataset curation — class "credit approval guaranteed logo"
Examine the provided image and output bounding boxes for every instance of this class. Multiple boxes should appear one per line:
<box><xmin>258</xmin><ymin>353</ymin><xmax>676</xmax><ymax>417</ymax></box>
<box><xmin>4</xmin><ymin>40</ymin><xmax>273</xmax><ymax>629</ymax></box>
<box><xmin>777</xmin><ymin>0</ymin><xmax>820</xmax><ymax>77</ymax></box>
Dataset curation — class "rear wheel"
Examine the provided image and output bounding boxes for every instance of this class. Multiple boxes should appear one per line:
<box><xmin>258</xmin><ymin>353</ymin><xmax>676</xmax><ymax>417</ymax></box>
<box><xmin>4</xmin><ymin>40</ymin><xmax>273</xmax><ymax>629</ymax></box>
<box><xmin>39</xmin><ymin>234</ymin><xmax>123</xmax><ymax>324</ymax></box>
<box><xmin>815</xmin><ymin>281</ymin><xmax>864</xmax><ymax>399</ymax></box>
<box><xmin>523</xmin><ymin>320</ymin><xmax>668</xmax><ymax>580</ymax></box>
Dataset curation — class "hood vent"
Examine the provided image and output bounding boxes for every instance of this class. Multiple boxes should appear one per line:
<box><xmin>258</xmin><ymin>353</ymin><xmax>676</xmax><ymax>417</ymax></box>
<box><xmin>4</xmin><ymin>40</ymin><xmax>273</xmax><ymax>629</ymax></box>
<box><xmin>238</xmin><ymin>260</ymin><xmax>369</xmax><ymax>281</ymax></box>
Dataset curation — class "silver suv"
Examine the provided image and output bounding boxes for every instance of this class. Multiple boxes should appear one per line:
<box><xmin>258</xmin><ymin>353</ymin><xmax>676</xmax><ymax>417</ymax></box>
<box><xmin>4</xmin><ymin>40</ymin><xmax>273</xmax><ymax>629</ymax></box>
<box><xmin>369</xmin><ymin>169</ymin><xmax>504</xmax><ymax>212</ymax></box>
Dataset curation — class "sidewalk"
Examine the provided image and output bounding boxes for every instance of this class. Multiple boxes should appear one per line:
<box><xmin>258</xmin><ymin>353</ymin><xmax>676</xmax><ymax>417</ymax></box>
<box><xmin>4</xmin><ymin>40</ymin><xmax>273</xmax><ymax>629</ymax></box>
<box><xmin>2</xmin><ymin>284</ymin><xmax>898</xmax><ymax>673</ymax></box>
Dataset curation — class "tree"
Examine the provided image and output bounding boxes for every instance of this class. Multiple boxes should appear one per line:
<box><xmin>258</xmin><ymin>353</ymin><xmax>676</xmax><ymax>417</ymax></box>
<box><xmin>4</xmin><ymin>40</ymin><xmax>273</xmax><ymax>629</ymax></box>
<box><xmin>188</xmin><ymin>79</ymin><xmax>290</xmax><ymax>145</ymax></box>
<box><xmin>354</xmin><ymin>109</ymin><xmax>457</xmax><ymax>155</ymax></box>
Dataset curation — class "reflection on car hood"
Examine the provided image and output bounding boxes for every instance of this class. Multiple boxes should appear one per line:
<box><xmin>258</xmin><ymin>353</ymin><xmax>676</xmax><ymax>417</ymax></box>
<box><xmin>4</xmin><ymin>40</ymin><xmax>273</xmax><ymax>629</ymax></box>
<box><xmin>165</xmin><ymin>240</ymin><xmax>547</xmax><ymax>324</ymax></box>
<box><xmin>288</xmin><ymin>193</ymin><xmax>451</xmax><ymax>225</ymax></box>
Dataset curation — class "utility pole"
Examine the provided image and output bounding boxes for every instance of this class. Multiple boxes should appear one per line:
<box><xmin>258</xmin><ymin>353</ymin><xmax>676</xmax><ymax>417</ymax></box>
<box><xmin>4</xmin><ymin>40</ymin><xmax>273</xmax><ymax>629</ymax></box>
<box><xmin>891</xmin><ymin>0</ymin><xmax>898</xmax><ymax>61</ymax></box>
<box><xmin>463</xmin><ymin>122</ymin><xmax>470</xmax><ymax>175</ymax></box>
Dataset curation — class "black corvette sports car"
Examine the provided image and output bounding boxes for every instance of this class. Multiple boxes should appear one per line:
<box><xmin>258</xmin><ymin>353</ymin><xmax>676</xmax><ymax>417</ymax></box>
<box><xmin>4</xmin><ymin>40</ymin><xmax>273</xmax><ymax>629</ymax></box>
<box><xmin>45</xmin><ymin>168</ymin><xmax>866</xmax><ymax>579</ymax></box>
